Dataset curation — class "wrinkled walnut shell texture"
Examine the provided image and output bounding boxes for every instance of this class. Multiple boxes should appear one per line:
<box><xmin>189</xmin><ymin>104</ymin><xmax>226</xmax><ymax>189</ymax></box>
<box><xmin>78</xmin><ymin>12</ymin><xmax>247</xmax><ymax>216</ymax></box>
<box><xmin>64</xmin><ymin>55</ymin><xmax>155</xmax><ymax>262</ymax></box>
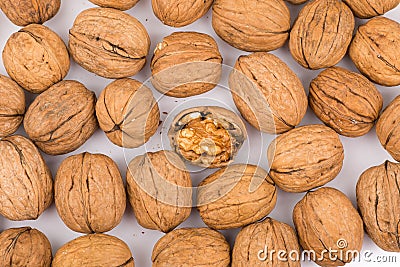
<box><xmin>343</xmin><ymin>0</ymin><xmax>400</xmax><ymax>18</ymax></box>
<box><xmin>89</xmin><ymin>0</ymin><xmax>139</xmax><ymax>10</ymax></box>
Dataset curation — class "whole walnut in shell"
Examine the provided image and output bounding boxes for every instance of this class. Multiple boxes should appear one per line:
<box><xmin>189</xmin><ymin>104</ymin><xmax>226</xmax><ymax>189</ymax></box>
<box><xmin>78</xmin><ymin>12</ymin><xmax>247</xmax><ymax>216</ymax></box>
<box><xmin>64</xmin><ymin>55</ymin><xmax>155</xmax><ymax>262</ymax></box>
<box><xmin>0</xmin><ymin>227</ymin><xmax>52</xmax><ymax>267</ymax></box>
<box><xmin>96</xmin><ymin>78</ymin><xmax>160</xmax><ymax>148</ymax></box>
<box><xmin>232</xmin><ymin>217</ymin><xmax>300</xmax><ymax>267</ymax></box>
<box><xmin>0</xmin><ymin>135</ymin><xmax>53</xmax><ymax>221</ymax></box>
<box><xmin>168</xmin><ymin>106</ymin><xmax>247</xmax><ymax>168</ymax></box>
<box><xmin>152</xmin><ymin>0</ymin><xmax>213</xmax><ymax>27</ymax></box>
<box><xmin>126</xmin><ymin>150</ymin><xmax>192</xmax><ymax>233</ymax></box>
<box><xmin>376</xmin><ymin>96</ymin><xmax>400</xmax><ymax>161</ymax></box>
<box><xmin>229</xmin><ymin>52</ymin><xmax>307</xmax><ymax>134</ymax></box>
<box><xmin>343</xmin><ymin>0</ymin><xmax>399</xmax><ymax>18</ymax></box>
<box><xmin>0</xmin><ymin>0</ymin><xmax>60</xmax><ymax>26</ymax></box>
<box><xmin>349</xmin><ymin>17</ymin><xmax>400</xmax><ymax>87</ymax></box>
<box><xmin>52</xmin><ymin>234</ymin><xmax>134</xmax><ymax>267</ymax></box>
<box><xmin>357</xmin><ymin>161</ymin><xmax>400</xmax><ymax>252</ymax></box>
<box><xmin>69</xmin><ymin>8</ymin><xmax>150</xmax><ymax>79</ymax></box>
<box><xmin>55</xmin><ymin>152</ymin><xmax>126</xmax><ymax>234</ymax></box>
<box><xmin>24</xmin><ymin>80</ymin><xmax>97</xmax><ymax>155</ymax></box>
<box><xmin>289</xmin><ymin>0</ymin><xmax>354</xmax><ymax>69</ymax></box>
<box><xmin>268</xmin><ymin>124</ymin><xmax>344</xmax><ymax>192</ymax></box>
<box><xmin>152</xmin><ymin>228</ymin><xmax>230</xmax><ymax>267</ymax></box>
<box><xmin>212</xmin><ymin>0</ymin><xmax>290</xmax><ymax>52</ymax></box>
<box><xmin>0</xmin><ymin>75</ymin><xmax>25</xmax><ymax>138</ymax></box>
<box><xmin>197</xmin><ymin>164</ymin><xmax>277</xmax><ymax>230</ymax></box>
<box><xmin>89</xmin><ymin>0</ymin><xmax>139</xmax><ymax>10</ymax></box>
<box><xmin>2</xmin><ymin>24</ymin><xmax>70</xmax><ymax>93</ymax></box>
<box><xmin>309</xmin><ymin>66</ymin><xmax>383</xmax><ymax>137</ymax></box>
<box><xmin>293</xmin><ymin>187</ymin><xmax>364</xmax><ymax>266</ymax></box>
<box><xmin>151</xmin><ymin>32</ymin><xmax>222</xmax><ymax>98</ymax></box>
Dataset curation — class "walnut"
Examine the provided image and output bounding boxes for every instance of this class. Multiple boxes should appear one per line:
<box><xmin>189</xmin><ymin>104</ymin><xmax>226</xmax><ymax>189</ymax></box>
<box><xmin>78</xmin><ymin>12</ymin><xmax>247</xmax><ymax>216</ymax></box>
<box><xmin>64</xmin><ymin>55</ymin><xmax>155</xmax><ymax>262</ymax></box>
<box><xmin>0</xmin><ymin>227</ymin><xmax>52</xmax><ymax>267</ymax></box>
<box><xmin>0</xmin><ymin>135</ymin><xmax>53</xmax><ymax>221</ymax></box>
<box><xmin>151</xmin><ymin>32</ymin><xmax>222</xmax><ymax>98</ymax></box>
<box><xmin>293</xmin><ymin>187</ymin><xmax>364</xmax><ymax>266</ymax></box>
<box><xmin>152</xmin><ymin>0</ymin><xmax>213</xmax><ymax>27</ymax></box>
<box><xmin>309</xmin><ymin>66</ymin><xmax>383</xmax><ymax>137</ymax></box>
<box><xmin>286</xmin><ymin>0</ymin><xmax>308</xmax><ymax>4</ymax></box>
<box><xmin>356</xmin><ymin>161</ymin><xmax>400</xmax><ymax>252</ymax></box>
<box><xmin>0</xmin><ymin>75</ymin><xmax>25</xmax><ymax>138</ymax></box>
<box><xmin>168</xmin><ymin>106</ymin><xmax>247</xmax><ymax>168</ymax></box>
<box><xmin>0</xmin><ymin>0</ymin><xmax>60</xmax><ymax>26</ymax></box>
<box><xmin>342</xmin><ymin>0</ymin><xmax>399</xmax><ymax>18</ymax></box>
<box><xmin>89</xmin><ymin>0</ymin><xmax>139</xmax><ymax>10</ymax></box>
<box><xmin>212</xmin><ymin>0</ymin><xmax>290</xmax><ymax>52</ymax></box>
<box><xmin>24</xmin><ymin>80</ymin><xmax>97</xmax><ymax>155</ymax></box>
<box><xmin>349</xmin><ymin>17</ymin><xmax>400</xmax><ymax>87</ymax></box>
<box><xmin>268</xmin><ymin>124</ymin><xmax>344</xmax><ymax>192</ymax></box>
<box><xmin>197</xmin><ymin>164</ymin><xmax>277</xmax><ymax>230</ymax></box>
<box><xmin>55</xmin><ymin>152</ymin><xmax>126</xmax><ymax>234</ymax></box>
<box><xmin>95</xmin><ymin>78</ymin><xmax>160</xmax><ymax>148</ymax></box>
<box><xmin>126</xmin><ymin>150</ymin><xmax>192</xmax><ymax>232</ymax></box>
<box><xmin>152</xmin><ymin>228</ymin><xmax>230</xmax><ymax>267</ymax></box>
<box><xmin>229</xmin><ymin>52</ymin><xmax>307</xmax><ymax>134</ymax></box>
<box><xmin>52</xmin><ymin>234</ymin><xmax>134</xmax><ymax>267</ymax></box>
<box><xmin>69</xmin><ymin>7</ymin><xmax>150</xmax><ymax>79</ymax></box>
<box><xmin>289</xmin><ymin>0</ymin><xmax>354</xmax><ymax>69</ymax></box>
<box><xmin>2</xmin><ymin>24</ymin><xmax>70</xmax><ymax>93</ymax></box>
<box><xmin>232</xmin><ymin>217</ymin><xmax>301</xmax><ymax>267</ymax></box>
<box><xmin>376</xmin><ymin>96</ymin><xmax>400</xmax><ymax>162</ymax></box>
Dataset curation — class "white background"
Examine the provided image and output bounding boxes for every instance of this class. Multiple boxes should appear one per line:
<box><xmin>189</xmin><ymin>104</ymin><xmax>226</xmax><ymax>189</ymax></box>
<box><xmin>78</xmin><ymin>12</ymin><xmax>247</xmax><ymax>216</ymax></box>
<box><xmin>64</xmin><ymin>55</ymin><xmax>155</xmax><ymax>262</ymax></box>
<box><xmin>0</xmin><ymin>1</ymin><xmax>399</xmax><ymax>266</ymax></box>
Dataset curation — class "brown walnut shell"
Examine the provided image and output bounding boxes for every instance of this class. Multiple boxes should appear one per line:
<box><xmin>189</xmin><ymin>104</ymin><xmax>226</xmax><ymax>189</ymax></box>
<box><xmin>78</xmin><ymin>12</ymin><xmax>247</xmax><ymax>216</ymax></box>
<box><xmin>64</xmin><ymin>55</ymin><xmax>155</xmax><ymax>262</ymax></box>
<box><xmin>69</xmin><ymin>8</ymin><xmax>150</xmax><ymax>79</ymax></box>
<box><xmin>0</xmin><ymin>227</ymin><xmax>52</xmax><ymax>267</ymax></box>
<box><xmin>0</xmin><ymin>135</ymin><xmax>53</xmax><ymax>221</ymax></box>
<box><xmin>212</xmin><ymin>0</ymin><xmax>290</xmax><ymax>52</ymax></box>
<box><xmin>293</xmin><ymin>187</ymin><xmax>364</xmax><ymax>266</ymax></box>
<box><xmin>96</xmin><ymin>78</ymin><xmax>160</xmax><ymax>148</ymax></box>
<box><xmin>229</xmin><ymin>52</ymin><xmax>308</xmax><ymax>134</ymax></box>
<box><xmin>268</xmin><ymin>124</ymin><xmax>344</xmax><ymax>192</ymax></box>
<box><xmin>151</xmin><ymin>31</ymin><xmax>222</xmax><ymax>98</ymax></box>
<box><xmin>286</xmin><ymin>0</ymin><xmax>308</xmax><ymax>4</ymax></box>
<box><xmin>24</xmin><ymin>80</ymin><xmax>97</xmax><ymax>155</ymax></box>
<box><xmin>289</xmin><ymin>0</ymin><xmax>354</xmax><ymax>69</ymax></box>
<box><xmin>152</xmin><ymin>0</ymin><xmax>213</xmax><ymax>27</ymax></box>
<box><xmin>197</xmin><ymin>164</ymin><xmax>277</xmax><ymax>230</ymax></box>
<box><xmin>343</xmin><ymin>0</ymin><xmax>400</xmax><ymax>18</ymax></box>
<box><xmin>232</xmin><ymin>217</ymin><xmax>301</xmax><ymax>267</ymax></box>
<box><xmin>168</xmin><ymin>106</ymin><xmax>247</xmax><ymax>168</ymax></box>
<box><xmin>349</xmin><ymin>17</ymin><xmax>400</xmax><ymax>87</ymax></box>
<box><xmin>126</xmin><ymin>150</ymin><xmax>192</xmax><ymax>233</ymax></box>
<box><xmin>52</xmin><ymin>234</ymin><xmax>134</xmax><ymax>267</ymax></box>
<box><xmin>2</xmin><ymin>24</ymin><xmax>70</xmax><ymax>93</ymax></box>
<box><xmin>0</xmin><ymin>0</ymin><xmax>60</xmax><ymax>26</ymax></box>
<box><xmin>152</xmin><ymin>228</ymin><xmax>230</xmax><ymax>267</ymax></box>
<box><xmin>55</xmin><ymin>152</ymin><xmax>126</xmax><ymax>234</ymax></box>
<box><xmin>376</xmin><ymin>96</ymin><xmax>400</xmax><ymax>161</ymax></box>
<box><xmin>89</xmin><ymin>0</ymin><xmax>139</xmax><ymax>10</ymax></box>
<box><xmin>0</xmin><ymin>75</ymin><xmax>25</xmax><ymax>138</ymax></box>
<box><xmin>356</xmin><ymin>161</ymin><xmax>400</xmax><ymax>252</ymax></box>
<box><xmin>309</xmin><ymin>66</ymin><xmax>383</xmax><ymax>137</ymax></box>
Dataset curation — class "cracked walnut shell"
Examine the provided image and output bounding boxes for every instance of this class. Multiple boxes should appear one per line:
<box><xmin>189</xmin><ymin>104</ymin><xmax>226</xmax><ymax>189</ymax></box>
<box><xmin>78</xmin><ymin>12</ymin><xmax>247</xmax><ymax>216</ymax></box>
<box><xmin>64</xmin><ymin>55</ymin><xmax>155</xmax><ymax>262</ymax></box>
<box><xmin>0</xmin><ymin>227</ymin><xmax>52</xmax><ymax>267</ymax></box>
<box><xmin>357</xmin><ymin>161</ymin><xmax>400</xmax><ymax>252</ymax></box>
<box><xmin>0</xmin><ymin>135</ymin><xmax>53</xmax><ymax>221</ymax></box>
<box><xmin>55</xmin><ymin>152</ymin><xmax>126</xmax><ymax>234</ymax></box>
<box><xmin>96</xmin><ymin>78</ymin><xmax>159</xmax><ymax>148</ymax></box>
<box><xmin>53</xmin><ymin>234</ymin><xmax>134</xmax><ymax>267</ymax></box>
<box><xmin>89</xmin><ymin>0</ymin><xmax>139</xmax><ymax>10</ymax></box>
<box><xmin>2</xmin><ymin>24</ymin><xmax>70</xmax><ymax>93</ymax></box>
<box><xmin>309</xmin><ymin>66</ymin><xmax>383</xmax><ymax>137</ymax></box>
<box><xmin>197</xmin><ymin>164</ymin><xmax>277</xmax><ymax>230</ymax></box>
<box><xmin>69</xmin><ymin>8</ymin><xmax>150</xmax><ymax>79</ymax></box>
<box><xmin>342</xmin><ymin>0</ymin><xmax>399</xmax><ymax>18</ymax></box>
<box><xmin>293</xmin><ymin>187</ymin><xmax>364</xmax><ymax>266</ymax></box>
<box><xmin>349</xmin><ymin>17</ymin><xmax>400</xmax><ymax>87</ymax></box>
<box><xmin>152</xmin><ymin>228</ymin><xmax>230</xmax><ymax>267</ymax></box>
<box><xmin>268</xmin><ymin>124</ymin><xmax>344</xmax><ymax>192</ymax></box>
<box><xmin>289</xmin><ymin>0</ymin><xmax>354</xmax><ymax>69</ymax></box>
<box><xmin>212</xmin><ymin>0</ymin><xmax>290</xmax><ymax>52</ymax></box>
<box><xmin>229</xmin><ymin>52</ymin><xmax>307</xmax><ymax>134</ymax></box>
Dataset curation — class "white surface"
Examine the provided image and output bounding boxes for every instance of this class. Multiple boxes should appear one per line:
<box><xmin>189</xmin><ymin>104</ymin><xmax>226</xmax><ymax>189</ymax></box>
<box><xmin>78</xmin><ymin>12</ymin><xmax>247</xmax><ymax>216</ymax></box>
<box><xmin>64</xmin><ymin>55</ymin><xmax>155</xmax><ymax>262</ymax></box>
<box><xmin>0</xmin><ymin>1</ymin><xmax>399</xmax><ymax>266</ymax></box>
